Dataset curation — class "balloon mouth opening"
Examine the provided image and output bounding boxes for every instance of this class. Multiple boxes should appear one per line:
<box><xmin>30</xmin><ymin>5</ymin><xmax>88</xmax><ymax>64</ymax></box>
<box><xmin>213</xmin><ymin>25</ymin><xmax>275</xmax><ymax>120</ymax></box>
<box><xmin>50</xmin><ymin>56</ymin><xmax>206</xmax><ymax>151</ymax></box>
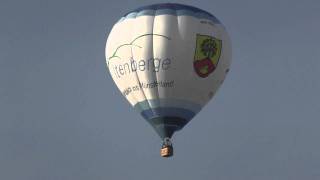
<box><xmin>146</xmin><ymin>117</ymin><xmax>190</xmax><ymax>139</ymax></box>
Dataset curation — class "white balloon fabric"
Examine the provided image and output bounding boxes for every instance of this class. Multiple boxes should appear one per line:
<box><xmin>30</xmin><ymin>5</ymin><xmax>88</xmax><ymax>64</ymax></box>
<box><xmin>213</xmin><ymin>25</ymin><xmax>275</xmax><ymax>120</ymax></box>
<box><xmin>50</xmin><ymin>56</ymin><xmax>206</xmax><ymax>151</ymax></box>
<box><xmin>105</xmin><ymin>3</ymin><xmax>231</xmax><ymax>139</ymax></box>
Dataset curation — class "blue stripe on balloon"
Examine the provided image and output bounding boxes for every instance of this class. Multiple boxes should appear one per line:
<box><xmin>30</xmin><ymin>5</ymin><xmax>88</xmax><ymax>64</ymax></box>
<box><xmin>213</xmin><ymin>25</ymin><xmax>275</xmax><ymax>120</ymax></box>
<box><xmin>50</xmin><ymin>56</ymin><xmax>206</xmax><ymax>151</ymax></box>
<box><xmin>126</xmin><ymin>3</ymin><xmax>215</xmax><ymax>18</ymax></box>
<box><xmin>125</xmin><ymin>12</ymin><xmax>138</xmax><ymax>19</ymax></box>
<box><xmin>133</xmin><ymin>99</ymin><xmax>202</xmax><ymax>115</ymax></box>
<box><xmin>140</xmin><ymin>107</ymin><xmax>196</xmax><ymax>121</ymax></box>
<box><xmin>155</xmin><ymin>9</ymin><xmax>177</xmax><ymax>16</ymax></box>
<box><xmin>176</xmin><ymin>9</ymin><xmax>197</xmax><ymax>17</ymax></box>
<box><xmin>117</xmin><ymin>3</ymin><xmax>221</xmax><ymax>24</ymax></box>
<box><xmin>137</xmin><ymin>9</ymin><xmax>155</xmax><ymax>16</ymax></box>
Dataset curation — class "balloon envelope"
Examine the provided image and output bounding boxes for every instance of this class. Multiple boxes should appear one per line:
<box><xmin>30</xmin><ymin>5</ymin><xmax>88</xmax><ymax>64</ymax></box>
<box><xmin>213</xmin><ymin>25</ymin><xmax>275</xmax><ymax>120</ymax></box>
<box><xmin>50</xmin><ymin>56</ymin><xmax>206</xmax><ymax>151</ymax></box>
<box><xmin>105</xmin><ymin>3</ymin><xmax>231</xmax><ymax>140</ymax></box>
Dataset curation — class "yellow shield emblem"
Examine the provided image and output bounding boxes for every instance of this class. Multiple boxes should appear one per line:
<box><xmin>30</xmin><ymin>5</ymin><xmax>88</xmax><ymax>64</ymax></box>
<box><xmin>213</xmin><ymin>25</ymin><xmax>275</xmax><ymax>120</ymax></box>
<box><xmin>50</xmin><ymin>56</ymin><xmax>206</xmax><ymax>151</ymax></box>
<box><xmin>194</xmin><ymin>34</ymin><xmax>222</xmax><ymax>78</ymax></box>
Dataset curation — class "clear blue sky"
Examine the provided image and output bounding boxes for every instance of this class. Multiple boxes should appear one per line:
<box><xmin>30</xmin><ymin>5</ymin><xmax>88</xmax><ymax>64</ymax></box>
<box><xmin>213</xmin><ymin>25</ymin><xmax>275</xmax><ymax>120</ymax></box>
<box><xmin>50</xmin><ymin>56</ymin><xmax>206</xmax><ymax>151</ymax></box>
<box><xmin>0</xmin><ymin>0</ymin><xmax>319</xmax><ymax>179</ymax></box>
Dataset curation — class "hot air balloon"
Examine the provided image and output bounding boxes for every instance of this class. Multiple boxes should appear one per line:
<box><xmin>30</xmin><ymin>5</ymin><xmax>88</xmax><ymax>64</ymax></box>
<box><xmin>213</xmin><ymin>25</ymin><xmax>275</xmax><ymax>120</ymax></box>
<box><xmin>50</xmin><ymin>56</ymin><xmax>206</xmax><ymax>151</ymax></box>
<box><xmin>105</xmin><ymin>3</ymin><xmax>231</xmax><ymax>157</ymax></box>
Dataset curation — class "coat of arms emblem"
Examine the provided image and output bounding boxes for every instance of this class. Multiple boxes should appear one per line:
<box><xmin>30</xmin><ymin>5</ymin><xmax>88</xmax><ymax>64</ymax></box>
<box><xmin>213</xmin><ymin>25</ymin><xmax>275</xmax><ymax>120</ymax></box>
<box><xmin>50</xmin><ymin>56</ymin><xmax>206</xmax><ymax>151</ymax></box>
<box><xmin>194</xmin><ymin>34</ymin><xmax>222</xmax><ymax>78</ymax></box>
